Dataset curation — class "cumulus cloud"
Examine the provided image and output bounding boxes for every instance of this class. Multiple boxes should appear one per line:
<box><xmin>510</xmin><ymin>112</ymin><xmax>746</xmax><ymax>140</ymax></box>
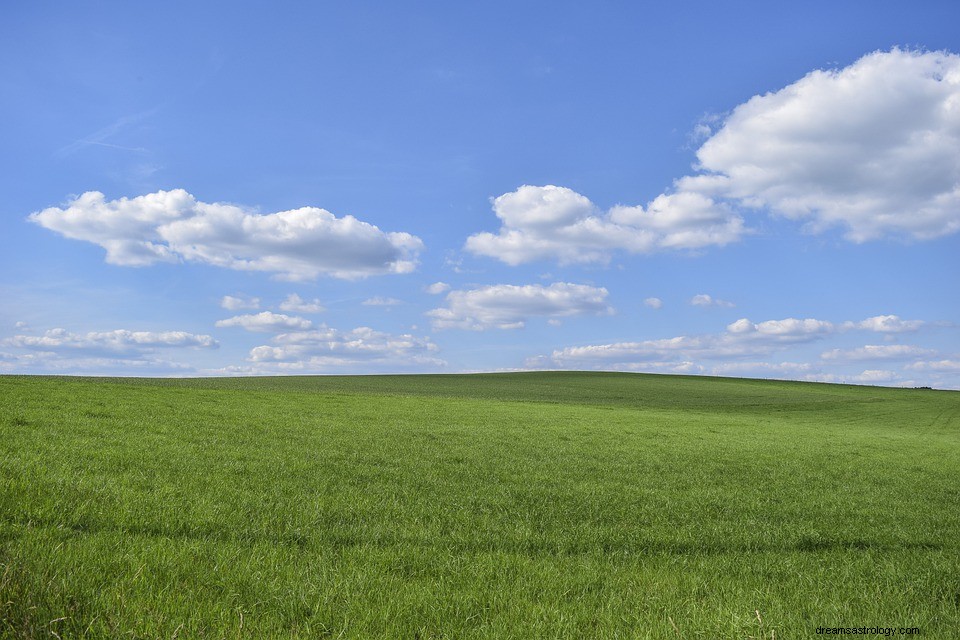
<box><xmin>464</xmin><ymin>185</ymin><xmax>745</xmax><ymax>265</ymax></box>
<box><xmin>221</xmin><ymin>295</ymin><xmax>260</xmax><ymax>311</ymax></box>
<box><xmin>726</xmin><ymin>317</ymin><xmax>835</xmax><ymax>340</ymax></box>
<box><xmin>425</xmin><ymin>282</ymin><xmax>451</xmax><ymax>294</ymax></box>
<box><xmin>279</xmin><ymin>294</ymin><xmax>325</xmax><ymax>314</ymax></box>
<box><xmin>215</xmin><ymin>311</ymin><xmax>313</xmax><ymax>333</ymax></box>
<box><xmin>244</xmin><ymin>325</ymin><xmax>443</xmax><ymax>373</ymax></box>
<box><xmin>821</xmin><ymin>344</ymin><xmax>935</xmax><ymax>361</ymax></box>
<box><xmin>29</xmin><ymin>190</ymin><xmax>424</xmax><ymax>280</ymax></box>
<box><xmin>676</xmin><ymin>48</ymin><xmax>960</xmax><ymax>242</ymax></box>
<box><xmin>690</xmin><ymin>294</ymin><xmax>735</xmax><ymax>308</ymax></box>
<box><xmin>427</xmin><ymin>282</ymin><xmax>613</xmax><ymax>330</ymax></box>
<box><xmin>363</xmin><ymin>297</ymin><xmax>403</xmax><ymax>306</ymax></box>
<box><xmin>644</xmin><ymin>297</ymin><xmax>663</xmax><ymax>309</ymax></box>
<box><xmin>464</xmin><ymin>50</ymin><xmax>960</xmax><ymax>268</ymax></box>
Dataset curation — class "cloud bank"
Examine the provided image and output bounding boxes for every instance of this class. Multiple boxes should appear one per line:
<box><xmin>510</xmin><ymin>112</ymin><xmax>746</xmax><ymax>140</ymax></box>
<box><xmin>525</xmin><ymin>310</ymin><xmax>955</xmax><ymax>387</ymax></box>
<box><xmin>532</xmin><ymin>315</ymin><xmax>919</xmax><ymax>369</ymax></box>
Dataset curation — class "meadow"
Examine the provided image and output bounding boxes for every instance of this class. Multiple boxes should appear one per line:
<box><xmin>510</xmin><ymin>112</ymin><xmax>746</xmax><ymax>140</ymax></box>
<box><xmin>1</xmin><ymin>372</ymin><xmax>958</xmax><ymax>638</ymax></box>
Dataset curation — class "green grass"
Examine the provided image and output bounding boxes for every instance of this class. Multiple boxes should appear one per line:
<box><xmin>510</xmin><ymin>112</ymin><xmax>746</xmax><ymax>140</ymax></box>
<box><xmin>1</xmin><ymin>372</ymin><xmax>958</xmax><ymax>638</ymax></box>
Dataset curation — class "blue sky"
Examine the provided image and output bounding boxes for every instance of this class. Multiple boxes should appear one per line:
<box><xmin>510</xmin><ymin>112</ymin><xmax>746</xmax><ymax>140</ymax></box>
<box><xmin>2</xmin><ymin>1</ymin><xmax>959</xmax><ymax>387</ymax></box>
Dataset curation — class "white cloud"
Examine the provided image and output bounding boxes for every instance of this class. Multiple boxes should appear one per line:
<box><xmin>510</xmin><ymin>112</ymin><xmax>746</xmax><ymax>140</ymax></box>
<box><xmin>464</xmin><ymin>185</ymin><xmax>744</xmax><ymax>265</ymax></box>
<box><xmin>904</xmin><ymin>359</ymin><xmax>960</xmax><ymax>373</ymax></box>
<box><xmin>465</xmin><ymin>50</ymin><xmax>960</xmax><ymax>267</ymax></box>
<box><xmin>712</xmin><ymin>361</ymin><xmax>919</xmax><ymax>387</ymax></box>
<box><xmin>0</xmin><ymin>327</ymin><xmax>216</xmax><ymax>374</ymax></box>
<box><xmin>425</xmin><ymin>282</ymin><xmax>451</xmax><ymax>295</ymax></box>
<box><xmin>3</xmin><ymin>328</ymin><xmax>217</xmax><ymax>353</ymax></box>
<box><xmin>279</xmin><ymin>294</ymin><xmax>325</xmax><ymax>314</ymax></box>
<box><xmin>852</xmin><ymin>315</ymin><xmax>925</xmax><ymax>333</ymax></box>
<box><xmin>726</xmin><ymin>317</ymin><xmax>835</xmax><ymax>340</ymax></box>
<box><xmin>0</xmin><ymin>352</ymin><xmax>195</xmax><ymax>375</ymax></box>
<box><xmin>543</xmin><ymin>316</ymin><xmax>837</xmax><ymax>368</ymax></box>
<box><xmin>529</xmin><ymin>357</ymin><xmax>705</xmax><ymax>375</ymax></box>
<box><xmin>608</xmin><ymin>192</ymin><xmax>746</xmax><ymax>249</ymax></box>
<box><xmin>821</xmin><ymin>344</ymin><xmax>935</xmax><ymax>361</ymax></box>
<box><xmin>675</xmin><ymin>48</ymin><xmax>960</xmax><ymax>242</ymax></box>
<box><xmin>245</xmin><ymin>325</ymin><xmax>444</xmax><ymax>372</ymax></box>
<box><xmin>215</xmin><ymin>311</ymin><xmax>312</xmax><ymax>333</ymax></box>
<box><xmin>852</xmin><ymin>370</ymin><xmax>901</xmax><ymax>384</ymax></box>
<box><xmin>644</xmin><ymin>297</ymin><xmax>663</xmax><ymax>309</ymax></box>
<box><xmin>711</xmin><ymin>361</ymin><xmax>816</xmax><ymax>377</ymax></box>
<box><xmin>428</xmin><ymin>282</ymin><xmax>613</xmax><ymax>330</ymax></box>
<box><xmin>29</xmin><ymin>190</ymin><xmax>424</xmax><ymax>280</ymax></box>
<box><xmin>362</xmin><ymin>296</ymin><xmax>403</xmax><ymax>306</ymax></box>
<box><xmin>221</xmin><ymin>295</ymin><xmax>260</xmax><ymax>311</ymax></box>
<box><xmin>690</xmin><ymin>294</ymin><xmax>735</xmax><ymax>308</ymax></box>
<box><xmin>527</xmin><ymin>310</ymin><xmax>956</xmax><ymax>387</ymax></box>
<box><xmin>795</xmin><ymin>371</ymin><xmax>912</xmax><ymax>386</ymax></box>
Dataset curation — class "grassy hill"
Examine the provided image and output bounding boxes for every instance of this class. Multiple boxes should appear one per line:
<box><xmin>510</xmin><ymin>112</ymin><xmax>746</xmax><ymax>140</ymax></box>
<box><xmin>1</xmin><ymin>372</ymin><xmax>958</xmax><ymax>638</ymax></box>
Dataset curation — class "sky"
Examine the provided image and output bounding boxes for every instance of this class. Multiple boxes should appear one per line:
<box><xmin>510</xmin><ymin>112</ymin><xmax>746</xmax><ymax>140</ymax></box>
<box><xmin>2</xmin><ymin>1</ymin><xmax>959</xmax><ymax>388</ymax></box>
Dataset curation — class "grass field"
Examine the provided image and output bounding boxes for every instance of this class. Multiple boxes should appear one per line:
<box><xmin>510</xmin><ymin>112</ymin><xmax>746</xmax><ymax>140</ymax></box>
<box><xmin>1</xmin><ymin>372</ymin><xmax>958</xmax><ymax>638</ymax></box>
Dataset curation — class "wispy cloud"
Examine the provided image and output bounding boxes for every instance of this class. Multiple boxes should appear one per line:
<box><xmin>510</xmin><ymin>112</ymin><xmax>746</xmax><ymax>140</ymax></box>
<box><xmin>690</xmin><ymin>294</ymin><xmax>735</xmax><ymax>308</ymax></box>
<box><xmin>363</xmin><ymin>297</ymin><xmax>403</xmax><ymax>307</ymax></box>
<box><xmin>54</xmin><ymin>107</ymin><xmax>161</xmax><ymax>159</ymax></box>
<box><xmin>221</xmin><ymin>295</ymin><xmax>261</xmax><ymax>311</ymax></box>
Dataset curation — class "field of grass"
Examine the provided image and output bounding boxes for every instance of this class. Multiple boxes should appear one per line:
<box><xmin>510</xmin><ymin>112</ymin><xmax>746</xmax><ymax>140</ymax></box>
<box><xmin>1</xmin><ymin>372</ymin><xmax>958</xmax><ymax>638</ymax></box>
